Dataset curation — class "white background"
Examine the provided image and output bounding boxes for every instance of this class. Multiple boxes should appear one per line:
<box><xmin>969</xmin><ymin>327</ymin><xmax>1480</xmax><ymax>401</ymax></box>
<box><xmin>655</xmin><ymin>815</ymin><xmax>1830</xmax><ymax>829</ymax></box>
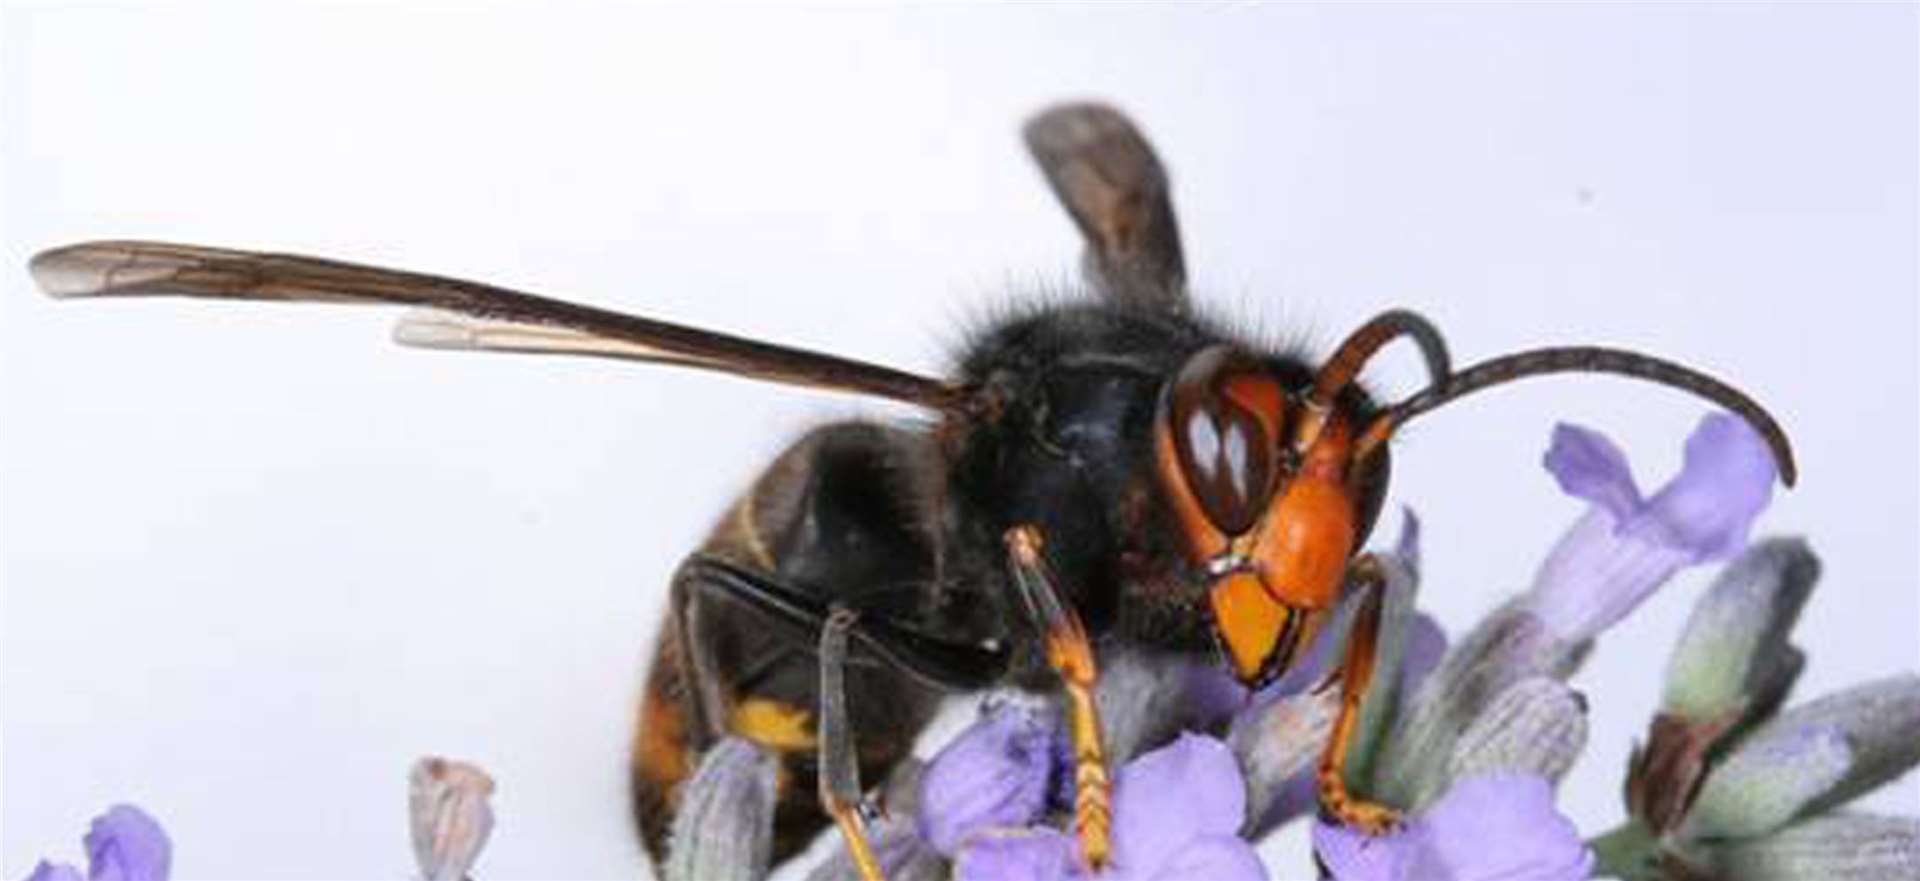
<box><xmin>3</xmin><ymin>5</ymin><xmax>1915</xmax><ymax>879</ymax></box>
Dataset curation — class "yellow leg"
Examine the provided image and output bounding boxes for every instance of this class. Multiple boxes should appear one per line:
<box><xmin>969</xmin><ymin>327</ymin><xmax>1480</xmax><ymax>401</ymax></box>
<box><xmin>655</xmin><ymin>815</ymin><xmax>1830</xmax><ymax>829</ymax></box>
<box><xmin>817</xmin><ymin>607</ymin><xmax>887</xmax><ymax>881</ymax></box>
<box><xmin>1006</xmin><ymin>526</ymin><xmax>1113</xmax><ymax>871</ymax></box>
<box><xmin>1315</xmin><ymin>554</ymin><xmax>1402</xmax><ymax>834</ymax></box>
<box><xmin>826</xmin><ymin>808</ymin><xmax>885</xmax><ymax>881</ymax></box>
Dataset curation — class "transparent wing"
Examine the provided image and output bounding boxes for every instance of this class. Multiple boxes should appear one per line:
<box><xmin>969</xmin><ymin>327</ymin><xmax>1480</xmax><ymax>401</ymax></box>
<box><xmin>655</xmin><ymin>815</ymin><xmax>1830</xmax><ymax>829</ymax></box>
<box><xmin>31</xmin><ymin>240</ymin><xmax>960</xmax><ymax>408</ymax></box>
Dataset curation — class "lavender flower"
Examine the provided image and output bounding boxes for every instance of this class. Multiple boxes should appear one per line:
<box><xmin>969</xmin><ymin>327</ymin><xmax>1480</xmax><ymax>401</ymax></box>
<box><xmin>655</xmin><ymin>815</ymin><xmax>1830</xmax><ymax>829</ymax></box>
<box><xmin>716</xmin><ymin>411</ymin><xmax>1915</xmax><ymax>881</ymax></box>
<box><xmin>22</xmin><ymin>805</ymin><xmax>170</xmax><ymax>881</ymax></box>
<box><xmin>1296</xmin><ymin>413</ymin><xmax>1791</xmax><ymax>876</ymax></box>
<box><xmin>1306</xmin><ymin>667</ymin><xmax>1593</xmax><ymax>880</ymax></box>
<box><xmin>15</xmin><ymin>413</ymin><xmax>1902</xmax><ymax>881</ymax></box>
<box><xmin>1365</xmin><ymin>414</ymin><xmax>1775</xmax><ymax>818</ymax></box>
<box><xmin>915</xmin><ymin>701</ymin><xmax>1056</xmax><ymax>856</ymax></box>
<box><xmin>1528</xmin><ymin>413</ymin><xmax>1775</xmax><ymax>641</ymax></box>
<box><xmin>1313</xmin><ymin>774</ymin><xmax>1593</xmax><ymax>880</ymax></box>
<box><xmin>916</xmin><ymin>699</ymin><xmax>1265</xmax><ymax>881</ymax></box>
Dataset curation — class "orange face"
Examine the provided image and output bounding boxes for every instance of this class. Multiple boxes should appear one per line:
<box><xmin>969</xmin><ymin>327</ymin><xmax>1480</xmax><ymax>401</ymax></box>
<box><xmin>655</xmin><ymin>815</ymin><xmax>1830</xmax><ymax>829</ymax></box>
<box><xmin>1155</xmin><ymin>346</ymin><xmax>1360</xmax><ymax>686</ymax></box>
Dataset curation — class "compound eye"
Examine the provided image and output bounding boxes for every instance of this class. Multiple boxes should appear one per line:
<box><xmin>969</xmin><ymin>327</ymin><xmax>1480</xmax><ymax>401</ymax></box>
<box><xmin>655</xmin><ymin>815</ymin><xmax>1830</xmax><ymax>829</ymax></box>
<box><xmin>1165</xmin><ymin>347</ymin><xmax>1285</xmax><ymax>536</ymax></box>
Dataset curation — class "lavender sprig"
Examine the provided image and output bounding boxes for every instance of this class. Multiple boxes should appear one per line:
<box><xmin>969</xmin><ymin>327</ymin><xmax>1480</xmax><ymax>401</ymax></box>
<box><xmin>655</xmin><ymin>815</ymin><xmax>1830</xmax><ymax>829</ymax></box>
<box><xmin>917</xmin><ymin>698</ymin><xmax>1265</xmax><ymax>881</ymax></box>
<box><xmin>375</xmin><ymin>412</ymin><xmax>1909</xmax><ymax>881</ymax></box>
<box><xmin>1594</xmin><ymin>539</ymin><xmax>1920</xmax><ymax>880</ymax></box>
<box><xmin>1292</xmin><ymin>414</ymin><xmax>1777</xmax><ymax>879</ymax></box>
<box><xmin>21</xmin><ymin>805</ymin><xmax>170</xmax><ymax>881</ymax></box>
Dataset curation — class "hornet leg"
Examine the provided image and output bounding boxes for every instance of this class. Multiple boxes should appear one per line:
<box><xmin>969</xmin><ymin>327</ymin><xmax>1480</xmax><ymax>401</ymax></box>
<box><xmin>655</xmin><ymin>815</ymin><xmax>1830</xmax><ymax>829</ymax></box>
<box><xmin>817</xmin><ymin>606</ymin><xmax>885</xmax><ymax>881</ymax></box>
<box><xmin>1005</xmin><ymin>525</ymin><xmax>1113</xmax><ymax>871</ymax></box>
<box><xmin>1315</xmin><ymin>553</ymin><xmax>1401</xmax><ymax>834</ymax></box>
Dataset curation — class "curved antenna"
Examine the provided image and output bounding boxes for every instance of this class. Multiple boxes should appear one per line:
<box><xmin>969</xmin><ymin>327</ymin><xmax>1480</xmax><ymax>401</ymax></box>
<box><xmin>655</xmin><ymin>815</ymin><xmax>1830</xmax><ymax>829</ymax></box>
<box><xmin>1297</xmin><ymin>309</ymin><xmax>1452</xmax><ymax>452</ymax></box>
<box><xmin>1353</xmin><ymin>346</ymin><xmax>1798</xmax><ymax>486</ymax></box>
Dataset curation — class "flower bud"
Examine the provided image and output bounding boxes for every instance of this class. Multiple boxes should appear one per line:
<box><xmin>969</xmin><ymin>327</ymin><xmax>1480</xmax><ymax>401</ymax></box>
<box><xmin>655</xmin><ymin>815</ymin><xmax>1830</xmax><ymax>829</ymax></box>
<box><xmin>409</xmin><ymin>757</ymin><xmax>495</xmax><ymax>881</ymax></box>
<box><xmin>1703</xmin><ymin>813</ymin><xmax>1920</xmax><ymax>880</ymax></box>
<box><xmin>1662</xmin><ymin>538</ymin><xmax>1818</xmax><ymax>724</ymax></box>
<box><xmin>664</xmin><ymin>738</ymin><xmax>778</xmax><ymax>881</ymax></box>
<box><xmin>1440</xmin><ymin>677</ymin><xmax>1588</xmax><ymax>808</ymax></box>
<box><xmin>1682</xmin><ymin>724</ymin><xmax>1852</xmax><ymax>840</ymax></box>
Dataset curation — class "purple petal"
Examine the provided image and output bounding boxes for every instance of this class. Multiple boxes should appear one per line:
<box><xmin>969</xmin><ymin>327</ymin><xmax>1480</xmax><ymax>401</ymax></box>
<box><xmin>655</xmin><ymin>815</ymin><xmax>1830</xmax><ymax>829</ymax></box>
<box><xmin>954</xmin><ymin>828</ymin><xmax>1082</xmax><ymax>881</ymax></box>
<box><xmin>1049</xmin><ymin>729</ymin><xmax>1079</xmax><ymax>814</ymax></box>
<box><xmin>1398</xmin><ymin>612</ymin><xmax>1448</xmax><ymax>697</ymax></box>
<box><xmin>1110</xmin><ymin>734</ymin><xmax>1245</xmax><ymax>876</ymax></box>
<box><xmin>1631</xmin><ymin>413</ymin><xmax>1775</xmax><ymax>563</ymax></box>
<box><xmin>84</xmin><ymin>805</ymin><xmax>170</xmax><ymax>881</ymax></box>
<box><xmin>1412</xmin><ymin>774</ymin><xmax>1593</xmax><ymax>880</ymax></box>
<box><xmin>1543</xmin><ymin>423</ymin><xmax>1642</xmax><ymax>523</ymax></box>
<box><xmin>918</xmin><ymin>700</ymin><xmax>1057</xmax><ymax>856</ymax></box>
<box><xmin>1529</xmin><ymin>414</ymin><xmax>1776</xmax><ymax>641</ymax></box>
<box><xmin>1314</xmin><ymin>775</ymin><xmax>1591</xmax><ymax>880</ymax></box>
<box><xmin>1394</xmin><ymin>507</ymin><xmax>1423</xmax><ymax>574</ymax></box>
<box><xmin>1527</xmin><ymin>509</ymin><xmax>1694</xmax><ymax>640</ymax></box>
<box><xmin>1136</xmin><ymin>835</ymin><xmax>1267</xmax><ymax>881</ymax></box>
<box><xmin>1313</xmin><ymin>821</ymin><xmax>1420</xmax><ymax>880</ymax></box>
<box><xmin>23</xmin><ymin>862</ymin><xmax>84</xmax><ymax>881</ymax></box>
<box><xmin>1179</xmin><ymin>661</ymin><xmax>1252</xmax><ymax>732</ymax></box>
<box><xmin>1262</xmin><ymin>616</ymin><xmax>1341</xmax><ymax>697</ymax></box>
